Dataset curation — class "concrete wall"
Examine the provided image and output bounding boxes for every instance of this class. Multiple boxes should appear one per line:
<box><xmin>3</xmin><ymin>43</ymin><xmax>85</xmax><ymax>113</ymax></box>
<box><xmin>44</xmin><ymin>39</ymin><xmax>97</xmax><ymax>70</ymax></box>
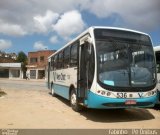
<box><xmin>0</xmin><ymin>63</ymin><xmax>23</xmax><ymax>79</ymax></box>
<box><xmin>28</xmin><ymin>50</ymin><xmax>54</xmax><ymax>68</ymax></box>
<box><xmin>27</xmin><ymin>50</ymin><xmax>55</xmax><ymax>79</ymax></box>
<box><xmin>27</xmin><ymin>68</ymin><xmax>45</xmax><ymax>79</ymax></box>
<box><xmin>9</xmin><ymin>68</ymin><xmax>23</xmax><ymax>79</ymax></box>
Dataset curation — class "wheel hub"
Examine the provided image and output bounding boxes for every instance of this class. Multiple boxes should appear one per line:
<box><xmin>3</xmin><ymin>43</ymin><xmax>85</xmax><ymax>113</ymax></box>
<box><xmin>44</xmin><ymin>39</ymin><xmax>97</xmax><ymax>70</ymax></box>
<box><xmin>71</xmin><ymin>93</ymin><xmax>76</xmax><ymax>105</ymax></box>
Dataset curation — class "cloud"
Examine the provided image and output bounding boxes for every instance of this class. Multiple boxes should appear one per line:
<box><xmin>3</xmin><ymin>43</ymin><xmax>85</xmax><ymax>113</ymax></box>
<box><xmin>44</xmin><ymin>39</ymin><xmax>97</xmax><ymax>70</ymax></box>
<box><xmin>53</xmin><ymin>10</ymin><xmax>85</xmax><ymax>39</ymax></box>
<box><xmin>86</xmin><ymin>0</ymin><xmax>160</xmax><ymax>31</ymax></box>
<box><xmin>33</xmin><ymin>10</ymin><xmax>59</xmax><ymax>33</ymax></box>
<box><xmin>0</xmin><ymin>0</ymin><xmax>89</xmax><ymax>36</ymax></box>
<box><xmin>33</xmin><ymin>41</ymin><xmax>48</xmax><ymax>50</ymax></box>
<box><xmin>0</xmin><ymin>39</ymin><xmax>12</xmax><ymax>50</ymax></box>
<box><xmin>0</xmin><ymin>0</ymin><xmax>159</xmax><ymax>37</ymax></box>
<box><xmin>50</xmin><ymin>36</ymin><xmax>58</xmax><ymax>44</ymax></box>
<box><xmin>0</xmin><ymin>20</ymin><xmax>26</xmax><ymax>36</ymax></box>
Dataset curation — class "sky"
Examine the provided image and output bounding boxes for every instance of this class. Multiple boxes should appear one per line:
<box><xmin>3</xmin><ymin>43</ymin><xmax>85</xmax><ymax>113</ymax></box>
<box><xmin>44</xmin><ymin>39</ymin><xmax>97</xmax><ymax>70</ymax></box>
<box><xmin>0</xmin><ymin>0</ymin><xmax>160</xmax><ymax>55</ymax></box>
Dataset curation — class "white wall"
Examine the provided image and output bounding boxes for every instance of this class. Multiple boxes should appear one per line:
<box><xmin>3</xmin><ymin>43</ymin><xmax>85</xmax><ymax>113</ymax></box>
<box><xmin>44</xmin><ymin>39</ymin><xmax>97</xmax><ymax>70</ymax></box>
<box><xmin>9</xmin><ymin>68</ymin><xmax>23</xmax><ymax>79</ymax></box>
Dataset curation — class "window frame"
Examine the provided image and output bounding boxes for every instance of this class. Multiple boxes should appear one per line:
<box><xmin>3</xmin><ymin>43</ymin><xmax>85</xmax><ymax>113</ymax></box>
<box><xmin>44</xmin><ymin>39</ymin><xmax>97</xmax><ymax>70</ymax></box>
<box><xmin>30</xmin><ymin>57</ymin><xmax>38</xmax><ymax>63</ymax></box>
<box><xmin>63</xmin><ymin>46</ymin><xmax>70</xmax><ymax>68</ymax></box>
<box><xmin>58</xmin><ymin>51</ymin><xmax>63</xmax><ymax>69</ymax></box>
<box><xmin>40</xmin><ymin>56</ymin><xmax>44</xmax><ymax>62</ymax></box>
<box><xmin>70</xmin><ymin>43</ymin><xmax>78</xmax><ymax>67</ymax></box>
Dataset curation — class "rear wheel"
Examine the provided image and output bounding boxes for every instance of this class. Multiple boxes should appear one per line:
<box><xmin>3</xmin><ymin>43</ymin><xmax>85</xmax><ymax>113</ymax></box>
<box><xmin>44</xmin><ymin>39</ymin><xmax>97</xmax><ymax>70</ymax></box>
<box><xmin>70</xmin><ymin>89</ymin><xmax>83</xmax><ymax>112</ymax></box>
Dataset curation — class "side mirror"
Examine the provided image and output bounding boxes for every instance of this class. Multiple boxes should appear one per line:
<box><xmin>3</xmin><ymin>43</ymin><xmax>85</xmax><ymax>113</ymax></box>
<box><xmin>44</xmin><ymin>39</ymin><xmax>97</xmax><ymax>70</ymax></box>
<box><xmin>86</xmin><ymin>37</ymin><xmax>92</xmax><ymax>44</ymax></box>
<box><xmin>80</xmin><ymin>34</ymin><xmax>92</xmax><ymax>45</ymax></box>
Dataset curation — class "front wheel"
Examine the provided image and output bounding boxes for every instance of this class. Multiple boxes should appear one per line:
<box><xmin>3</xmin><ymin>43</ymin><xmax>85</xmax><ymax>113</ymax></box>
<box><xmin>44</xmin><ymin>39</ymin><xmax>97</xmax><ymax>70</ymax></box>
<box><xmin>70</xmin><ymin>89</ymin><xmax>83</xmax><ymax>112</ymax></box>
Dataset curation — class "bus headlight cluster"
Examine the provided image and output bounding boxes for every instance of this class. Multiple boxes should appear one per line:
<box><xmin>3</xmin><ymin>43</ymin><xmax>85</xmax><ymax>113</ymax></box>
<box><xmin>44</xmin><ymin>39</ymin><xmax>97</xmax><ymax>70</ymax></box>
<box><xmin>147</xmin><ymin>90</ymin><xmax>156</xmax><ymax>96</ymax></box>
<box><xmin>97</xmin><ymin>90</ymin><xmax>111</xmax><ymax>97</ymax></box>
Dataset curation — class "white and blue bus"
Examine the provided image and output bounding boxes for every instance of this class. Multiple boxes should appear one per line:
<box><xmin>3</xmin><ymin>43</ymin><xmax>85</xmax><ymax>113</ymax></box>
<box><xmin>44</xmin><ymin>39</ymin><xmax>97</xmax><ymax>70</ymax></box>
<box><xmin>47</xmin><ymin>26</ymin><xmax>157</xmax><ymax>111</ymax></box>
<box><xmin>154</xmin><ymin>46</ymin><xmax>160</xmax><ymax>104</ymax></box>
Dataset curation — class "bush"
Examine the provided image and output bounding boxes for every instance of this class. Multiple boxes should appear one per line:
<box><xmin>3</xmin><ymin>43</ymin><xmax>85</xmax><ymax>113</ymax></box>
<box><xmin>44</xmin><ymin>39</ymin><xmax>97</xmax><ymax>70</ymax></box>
<box><xmin>0</xmin><ymin>88</ymin><xmax>6</xmax><ymax>97</ymax></box>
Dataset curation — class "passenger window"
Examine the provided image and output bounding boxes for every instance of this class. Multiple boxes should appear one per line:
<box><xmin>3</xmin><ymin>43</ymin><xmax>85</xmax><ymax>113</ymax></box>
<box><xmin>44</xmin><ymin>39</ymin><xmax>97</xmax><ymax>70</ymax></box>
<box><xmin>54</xmin><ymin>55</ymin><xmax>58</xmax><ymax>70</ymax></box>
<box><xmin>58</xmin><ymin>51</ymin><xmax>63</xmax><ymax>69</ymax></box>
<box><xmin>64</xmin><ymin>46</ymin><xmax>70</xmax><ymax>68</ymax></box>
<box><xmin>70</xmin><ymin>43</ymin><xmax>78</xmax><ymax>67</ymax></box>
<box><xmin>51</xmin><ymin>57</ymin><xmax>54</xmax><ymax>71</ymax></box>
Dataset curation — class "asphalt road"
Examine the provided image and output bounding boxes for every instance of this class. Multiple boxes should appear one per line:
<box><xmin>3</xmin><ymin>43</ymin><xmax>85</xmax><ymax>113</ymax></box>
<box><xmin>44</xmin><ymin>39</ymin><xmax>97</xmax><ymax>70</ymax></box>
<box><xmin>0</xmin><ymin>79</ymin><xmax>160</xmax><ymax>129</ymax></box>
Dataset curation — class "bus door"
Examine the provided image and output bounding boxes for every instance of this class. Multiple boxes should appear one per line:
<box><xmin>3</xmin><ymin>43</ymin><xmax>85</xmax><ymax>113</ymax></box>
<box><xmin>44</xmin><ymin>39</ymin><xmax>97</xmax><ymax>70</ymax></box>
<box><xmin>48</xmin><ymin>62</ymin><xmax>51</xmax><ymax>89</ymax></box>
<box><xmin>77</xmin><ymin>35</ymin><xmax>93</xmax><ymax>103</ymax></box>
<box><xmin>77</xmin><ymin>43</ymin><xmax>88</xmax><ymax>102</ymax></box>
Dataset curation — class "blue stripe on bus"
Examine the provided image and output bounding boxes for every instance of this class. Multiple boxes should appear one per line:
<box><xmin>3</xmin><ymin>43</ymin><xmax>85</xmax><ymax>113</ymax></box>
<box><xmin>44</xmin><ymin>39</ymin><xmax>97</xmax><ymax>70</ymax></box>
<box><xmin>53</xmin><ymin>84</ymin><xmax>70</xmax><ymax>100</ymax></box>
<box><xmin>86</xmin><ymin>90</ymin><xmax>157</xmax><ymax>109</ymax></box>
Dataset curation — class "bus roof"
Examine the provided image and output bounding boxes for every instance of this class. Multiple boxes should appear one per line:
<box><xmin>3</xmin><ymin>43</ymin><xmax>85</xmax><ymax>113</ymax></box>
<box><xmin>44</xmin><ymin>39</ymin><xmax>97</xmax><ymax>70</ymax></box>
<box><xmin>154</xmin><ymin>45</ymin><xmax>160</xmax><ymax>52</ymax></box>
<box><xmin>93</xmin><ymin>26</ymin><xmax>149</xmax><ymax>36</ymax></box>
<box><xmin>48</xmin><ymin>26</ymin><xmax>149</xmax><ymax>59</ymax></box>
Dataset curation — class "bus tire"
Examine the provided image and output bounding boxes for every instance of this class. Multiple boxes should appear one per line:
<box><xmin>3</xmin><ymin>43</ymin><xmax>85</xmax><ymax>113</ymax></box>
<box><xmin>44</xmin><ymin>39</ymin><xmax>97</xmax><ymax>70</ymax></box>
<box><xmin>70</xmin><ymin>89</ymin><xmax>83</xmax><ymax>112</ymax></box>
<box><xmin>51</xmin><ymin>83</ymin><xmax>56</xmax><ymax>97</ymax></box>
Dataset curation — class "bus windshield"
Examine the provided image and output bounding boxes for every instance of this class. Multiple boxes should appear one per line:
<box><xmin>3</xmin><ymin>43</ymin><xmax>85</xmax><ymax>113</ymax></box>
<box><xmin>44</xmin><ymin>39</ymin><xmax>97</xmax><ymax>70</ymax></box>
<box><xmin>95</xmin><ymin>29</ymin><xmax>156</xmax><ymax>90</ymax></box>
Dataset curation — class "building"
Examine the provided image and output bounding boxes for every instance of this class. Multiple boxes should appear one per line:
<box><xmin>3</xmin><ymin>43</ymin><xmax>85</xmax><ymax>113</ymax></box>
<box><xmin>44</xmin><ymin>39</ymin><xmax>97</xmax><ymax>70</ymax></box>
<box><xmin>0</xmin><ymin>56</ymin><xmax>16</xmax><ymax>63</ymax></box>
<box><xmin>0</xmin><ymin>51</ymin><xmax>17</xmax><ymax>60</ymax></box>
<box><xmin>0</xmin><ymin>53</ymin><xmax>23</xmax><ymax>79</ymax></box>
<box><xmin>26</xmin><ymin>50</ymin><xmax>55</xmax><ymax>79</ymax></box>
<box><xmin>0</xmin><ymin>63</ymin><xmax>23</xmax><ymax>79</ymax></box>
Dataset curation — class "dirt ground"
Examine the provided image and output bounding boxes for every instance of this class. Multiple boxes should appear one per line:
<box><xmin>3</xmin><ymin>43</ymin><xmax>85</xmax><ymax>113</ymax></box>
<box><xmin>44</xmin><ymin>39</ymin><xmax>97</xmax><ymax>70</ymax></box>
<box><xmin>0</xmin><ymin>79</ymin><xmax>160</xmax><ymax>129</ymax></box>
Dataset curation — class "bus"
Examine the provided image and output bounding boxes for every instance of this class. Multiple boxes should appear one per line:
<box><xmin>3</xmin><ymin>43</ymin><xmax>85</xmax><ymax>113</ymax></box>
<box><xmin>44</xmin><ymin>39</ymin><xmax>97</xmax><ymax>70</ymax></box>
<box><xmin>47</xmin><ymin>26</ymin><xmax>157</xmax><ymax>111</ymax></box>
<box><xmin>154</xmin><ymin>46</ymin><xmax>160</xmax><ymax>104</ymax></box>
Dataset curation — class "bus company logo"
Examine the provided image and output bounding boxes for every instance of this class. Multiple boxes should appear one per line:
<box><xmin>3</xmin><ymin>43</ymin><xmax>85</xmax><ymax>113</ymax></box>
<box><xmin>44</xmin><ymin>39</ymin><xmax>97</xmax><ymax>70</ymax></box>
<box><xmin>54</xmin><ymin>72</ymin><xmax>66</xmax><ymax>81</ymax></box>
<box><xmin>138</xmin><ymin>92</ymin><xmax>143</xmax><ymax>98</ymax></box>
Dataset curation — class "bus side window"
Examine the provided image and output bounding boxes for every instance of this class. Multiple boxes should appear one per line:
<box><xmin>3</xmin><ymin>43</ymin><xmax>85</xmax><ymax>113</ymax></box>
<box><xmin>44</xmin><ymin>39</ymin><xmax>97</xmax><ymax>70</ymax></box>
<box><xmin>58</xmin><ymin>51</ymin><xmax>63</xmax><ymax>69</ymax></box>
<box><xmin>64</xmin><ymin>46</ymin><xmax>70</xmax><ymax>68</ymax></box>
<box><xmin>51</xmin><ymin>57</ymin><xmax>54</xmax><ymax>71</ymax></box>
<box><xmin>70</xmin><ymin>43</ymin><xmax>78</xmax><ymax>67</ymax></box>
<box><xmin>54</xmin><ymin>55</ymin><xmax>58</xmax><ymax>70</ymax></box>
<box><xmin>57</xmin><ymin>54</ymin><xmax>60</xmax><ymax>69</ymax></box>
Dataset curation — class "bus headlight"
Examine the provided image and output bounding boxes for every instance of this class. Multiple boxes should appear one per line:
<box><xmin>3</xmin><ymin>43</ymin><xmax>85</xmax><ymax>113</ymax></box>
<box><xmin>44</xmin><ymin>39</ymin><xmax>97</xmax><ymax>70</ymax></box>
<box><xmin>107</xmin><ymin>92</ymin><xmax>111</xmax><ymax>96</ymax></box>
<box><xmin>148</xmin><ymin>92</ymin><xmax>152</xmax><ymax>96</ymax></box>
<box><xmin>101</xmin><ymin>91</ymin><xmax>105</xmax><ymax>95</ymax></box>
<box><xmin>147</xmin><ymin>90</ymin><xmax>156</xmax><ymax>96</ymax></box>
<box><xmin>97</xmin><ymin>90</ymin><xmax>112</xmax><ymax>97</ymax></box>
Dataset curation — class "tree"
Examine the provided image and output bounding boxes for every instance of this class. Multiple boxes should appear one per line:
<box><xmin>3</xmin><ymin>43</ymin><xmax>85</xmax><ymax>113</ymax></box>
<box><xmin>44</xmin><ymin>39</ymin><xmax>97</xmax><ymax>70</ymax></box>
<box><xmin>16</xmin><ymin>51</ymin><xmax>27</xmax><ymax>63</ymax></box>
<box><xmin>16</xmin><ymin>51</ymin><xmax>27</xmax><ymax>78</ymax></box>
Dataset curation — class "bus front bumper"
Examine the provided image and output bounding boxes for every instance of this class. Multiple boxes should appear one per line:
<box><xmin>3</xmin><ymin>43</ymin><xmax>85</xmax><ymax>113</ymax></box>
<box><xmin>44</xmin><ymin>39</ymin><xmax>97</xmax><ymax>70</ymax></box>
<box><xmin>85</xmin><ymin>91</ymin><xmax>157</xmax><ymax>109</ymax></box>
